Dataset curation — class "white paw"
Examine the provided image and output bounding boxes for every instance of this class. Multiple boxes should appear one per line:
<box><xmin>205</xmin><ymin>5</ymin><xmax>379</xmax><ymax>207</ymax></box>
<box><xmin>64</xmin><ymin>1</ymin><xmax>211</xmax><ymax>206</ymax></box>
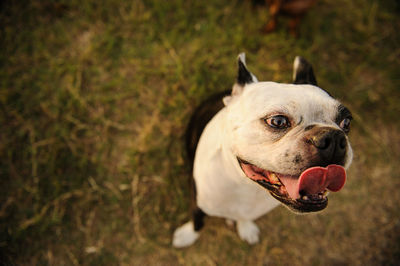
<box><xmin>236</xmin><ymin>220</ymin><xmax>260</xmax><ymax>245</ymax></box>
<box><xmin>172</xmin><ymin>221</ymin><xmax>200</xmax><ymax>248</ymax></box>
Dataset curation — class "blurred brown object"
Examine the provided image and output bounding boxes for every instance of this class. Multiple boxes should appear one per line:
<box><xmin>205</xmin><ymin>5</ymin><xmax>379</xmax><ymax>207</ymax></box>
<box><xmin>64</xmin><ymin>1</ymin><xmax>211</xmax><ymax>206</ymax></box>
<box><xmin>262</xmin><ymin>0</ymin><xmax>318</xmax><ymax>37</ymax></box>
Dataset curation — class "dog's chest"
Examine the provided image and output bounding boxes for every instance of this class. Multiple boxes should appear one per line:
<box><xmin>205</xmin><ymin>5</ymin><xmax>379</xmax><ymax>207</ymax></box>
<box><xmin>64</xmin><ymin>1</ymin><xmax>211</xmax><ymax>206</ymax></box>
<box><xmin>194</xmin><ymin>155</ymin><xmax>280</xmax><ymax>220</ymax></box>
<box><xmin>193</xmin><ymin>111</ymin><xmax>280</xmax><ymax>220</ymax></box>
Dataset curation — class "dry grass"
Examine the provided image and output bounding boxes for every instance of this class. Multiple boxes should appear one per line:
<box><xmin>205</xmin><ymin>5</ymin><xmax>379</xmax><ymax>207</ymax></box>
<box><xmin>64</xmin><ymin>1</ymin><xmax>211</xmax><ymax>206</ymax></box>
<box><xmin>1</xmin><ymin>0</ymin><xmax>399</xmax><ymax>265</ymax></box>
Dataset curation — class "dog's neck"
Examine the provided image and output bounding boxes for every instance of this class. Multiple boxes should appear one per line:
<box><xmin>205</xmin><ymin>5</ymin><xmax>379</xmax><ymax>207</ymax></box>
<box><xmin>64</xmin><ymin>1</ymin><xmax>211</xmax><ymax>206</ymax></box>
<box><xmin>216</xmin><ymin>108</ymin><xmax>250</xmax><ymax>184</ymax></box>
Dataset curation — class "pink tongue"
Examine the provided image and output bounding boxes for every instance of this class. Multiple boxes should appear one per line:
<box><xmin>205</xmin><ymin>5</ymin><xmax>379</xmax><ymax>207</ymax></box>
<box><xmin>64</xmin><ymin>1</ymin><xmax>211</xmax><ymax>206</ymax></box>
<box><xmin>279</xmin><ymin>165</ymin><xmax>346</xmax><ymax>200</ymax></box>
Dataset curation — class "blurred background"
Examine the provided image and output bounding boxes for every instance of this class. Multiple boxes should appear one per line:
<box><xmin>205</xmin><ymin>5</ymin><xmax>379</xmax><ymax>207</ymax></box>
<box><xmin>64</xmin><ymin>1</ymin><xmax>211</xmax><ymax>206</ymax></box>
<box><xmin>1</xmin><ymin>0</ymin><xmax>399</xmax><ymax>265</ymax></box>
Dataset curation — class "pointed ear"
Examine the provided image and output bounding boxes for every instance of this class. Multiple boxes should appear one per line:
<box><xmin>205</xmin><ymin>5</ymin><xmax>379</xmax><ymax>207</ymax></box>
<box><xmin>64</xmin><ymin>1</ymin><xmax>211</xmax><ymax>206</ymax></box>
<box><xmin>237</xmin><ymin>53</ymin><xmax>258</xmax><ymax>86</ymax></box>
<box><xmin>224</xmin><ymin>53</ymin><xmax>258</xmax><ymax>106</ymax></box>
<box><xmin>292</xmin><ymin>56</ymin><xmax>318</xmax><ymax>86</ymax></box>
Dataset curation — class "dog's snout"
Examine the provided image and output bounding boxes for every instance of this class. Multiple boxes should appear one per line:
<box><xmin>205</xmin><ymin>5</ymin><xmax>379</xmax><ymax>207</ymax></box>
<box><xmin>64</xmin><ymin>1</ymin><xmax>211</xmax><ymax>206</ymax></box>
<box><xmin>309</xmin><ymin>129</ymin><xmax>347</xmax><ymax>165</ymax></box>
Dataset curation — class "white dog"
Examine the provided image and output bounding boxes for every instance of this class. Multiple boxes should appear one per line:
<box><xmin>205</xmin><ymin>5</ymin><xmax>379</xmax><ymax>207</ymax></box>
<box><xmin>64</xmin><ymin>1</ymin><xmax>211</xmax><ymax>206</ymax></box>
<box><xmin>173</xmin><ymin>54</ymin><xmax>353</xmax><ymax>248</ymax></box>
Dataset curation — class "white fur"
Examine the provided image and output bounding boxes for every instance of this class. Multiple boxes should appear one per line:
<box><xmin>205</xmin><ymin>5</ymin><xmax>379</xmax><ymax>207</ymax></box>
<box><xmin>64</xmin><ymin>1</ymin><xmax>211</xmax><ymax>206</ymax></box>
<box><xmin>223</xmin><ymin>82</ymin><xmax>353</xmax><ymax>175</ymax></box>
<box><xmin>238</xmin><ymin>53</ymin><xmax>259</xmax><ymax>83</ymax></box>
<box><xmin>293</xmin><ymin>56</ymin><xmax>301</xmax><ymax>81</ymax></box>
<box><xmin>174</xmin><ymin>72</ymin><xmax>353</xmax><ymax>248</ymax></box>
<box><xmin>172</xmin><ymin>221</ymin><xmax>199</xmax><ymax>248</ymax></box>
<box><xmin>237</xmin><ymin>220</ymin><xmax>260</xmax><ymax>244</ymax></box>
<box><xmin>194</xmin><ymin>107</ymin><xmax>281</xmax><ymax>221</ymax></box>
<box><xmin>195</xmin><ymin>82</ymin><xmax>352</xmax><ymax>220</ymax></box>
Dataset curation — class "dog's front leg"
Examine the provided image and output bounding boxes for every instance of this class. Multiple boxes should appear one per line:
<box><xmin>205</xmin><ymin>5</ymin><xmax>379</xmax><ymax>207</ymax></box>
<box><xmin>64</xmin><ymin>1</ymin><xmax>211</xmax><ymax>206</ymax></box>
<box><xmin>236</xmin><ymin>220</ymin><xmax>260</xmax><ymax>244</ymax></box>
<box><xmin>172</xmin><ymin>207</ymin><xmax>206</xmax><ymax>248</ymax></box>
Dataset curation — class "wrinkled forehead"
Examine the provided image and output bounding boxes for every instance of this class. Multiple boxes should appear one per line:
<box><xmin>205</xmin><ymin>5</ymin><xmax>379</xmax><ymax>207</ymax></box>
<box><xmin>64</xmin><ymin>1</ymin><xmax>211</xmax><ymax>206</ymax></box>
<box><xmin>238</xmin><ymin>82</ymin><xmax>340</xmax><ymax>122</ymax></box>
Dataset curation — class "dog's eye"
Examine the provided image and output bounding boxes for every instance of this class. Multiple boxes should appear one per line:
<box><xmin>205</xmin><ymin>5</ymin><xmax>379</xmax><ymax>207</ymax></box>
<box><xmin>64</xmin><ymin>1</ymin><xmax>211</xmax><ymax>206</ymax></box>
<box><xmin>265</xmin><ymin>115</ymin><xmax>291</xmax><ymax>129</ymax></box>
<box><xmin>339</xmin><ymin>117</ymin><xmax>352</xmax><ymax>132</ymax></box>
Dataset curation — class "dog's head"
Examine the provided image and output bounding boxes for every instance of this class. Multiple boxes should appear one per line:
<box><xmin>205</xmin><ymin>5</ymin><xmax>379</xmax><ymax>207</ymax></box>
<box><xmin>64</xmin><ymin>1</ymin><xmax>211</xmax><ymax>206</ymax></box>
<box><xmin>223</xmin><ymin>54</ymin><xmax>353</xmax><ymax>213</ymax></box>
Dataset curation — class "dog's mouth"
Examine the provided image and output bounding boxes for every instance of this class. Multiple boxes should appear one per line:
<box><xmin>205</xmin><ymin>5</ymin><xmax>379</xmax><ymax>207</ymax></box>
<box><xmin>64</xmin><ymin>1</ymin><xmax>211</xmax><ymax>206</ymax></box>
<box><xmin>238</xmin><ymin>158</ymin><xmax>346</xmax><ymax>212</ymax></box>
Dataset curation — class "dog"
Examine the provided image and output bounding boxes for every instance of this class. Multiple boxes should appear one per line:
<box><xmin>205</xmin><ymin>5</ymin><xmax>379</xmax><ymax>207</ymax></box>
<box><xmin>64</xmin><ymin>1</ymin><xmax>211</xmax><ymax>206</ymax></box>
<box><xmin>172</xmin><ymin>53</ymin><xmax>353</xmax><ymax>248</ymax></box>
<box><xmin>261</xmin><ymin>0</ymin><xmax>318</xmax><ymax>37</ymax></box>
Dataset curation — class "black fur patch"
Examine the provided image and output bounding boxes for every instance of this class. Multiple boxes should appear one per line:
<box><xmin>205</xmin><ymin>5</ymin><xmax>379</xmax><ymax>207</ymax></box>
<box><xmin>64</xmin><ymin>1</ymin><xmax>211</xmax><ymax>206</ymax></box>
<box><xmin>294</xmin><ymin>154</ymin><xmax>303</xmax><ymax>164</ymax></box>
<box><xmin>237</xmin><ymin>60</ymin><xmax>254</xmax><ymax>86</ymax></box>
<box><xmin>336</xmin><ymin>105</ymin><xmax>352</xmax><ymax>124</ymax></box>
<box><xmin>193</xmin><ymin>208</ymin><xmax>206</xmax><ymax>231</ymax></box>
<box><xmin>293</xmin><ymin>57</ymin><xmax>318</xmax><ymax>86</ymax></box>
<box><xmin>185</xmin><ymin>90</ymin><xmax>230</xmax><ymax>228</ymax></box>
<box><xmin>185</xmin><ymin>90</ymin><xmax>230</xmax><ymax>166</ymax></box>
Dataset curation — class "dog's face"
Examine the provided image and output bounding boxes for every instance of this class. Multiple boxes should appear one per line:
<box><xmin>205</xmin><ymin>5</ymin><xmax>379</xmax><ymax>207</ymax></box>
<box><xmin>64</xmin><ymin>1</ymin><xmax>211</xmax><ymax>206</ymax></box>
<box><xmin>223</xmin><ymin>54</ymin><xmax>353</xmax><ymax>213</ymax></box>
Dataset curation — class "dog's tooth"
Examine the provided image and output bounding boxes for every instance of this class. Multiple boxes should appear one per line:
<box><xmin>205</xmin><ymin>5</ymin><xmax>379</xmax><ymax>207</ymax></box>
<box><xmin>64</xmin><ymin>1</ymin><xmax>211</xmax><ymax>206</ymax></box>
<box><xmin>302</xmin><ymin>195</ymin><xmax>308</xmax><ymax>201</ymax></box>
<box><xmin>318</xmin><ymin>194</ymin><xmax>323</xmax><ymax>199</ymax></box>
<box><xmin>269</xmin><ymin>173</ymin><xmax>279</xmax><ymax>182</ymax></box>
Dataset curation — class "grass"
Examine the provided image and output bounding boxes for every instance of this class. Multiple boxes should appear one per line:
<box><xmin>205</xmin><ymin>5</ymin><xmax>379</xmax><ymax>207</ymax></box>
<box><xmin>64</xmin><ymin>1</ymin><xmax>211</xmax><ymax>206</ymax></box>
<box><xmin>1</xmin><ymin>0</ymin><xmax>400</xmax><ymax>265</ymax></box>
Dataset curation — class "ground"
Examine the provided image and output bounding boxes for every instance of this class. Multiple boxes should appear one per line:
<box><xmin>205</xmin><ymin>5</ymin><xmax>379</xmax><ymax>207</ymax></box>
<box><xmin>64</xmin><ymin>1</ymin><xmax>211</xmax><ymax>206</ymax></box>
<box><xmin>1</xmin><ymin>0</ymin><xmax>400</xmax><ymax>265</ymax></box>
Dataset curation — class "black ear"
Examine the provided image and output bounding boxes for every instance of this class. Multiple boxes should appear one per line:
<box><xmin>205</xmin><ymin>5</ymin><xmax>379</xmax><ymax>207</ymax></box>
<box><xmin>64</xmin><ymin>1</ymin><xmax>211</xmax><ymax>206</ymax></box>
<box><xmin>237</xmin><ymin>53</ymin><xmax>258</xmax><ymax>86</ymax></box>
<box><xmin>223</xmin><ymin>53</ymin><xmax>258</xmax><ymax>106</ymax></box>
<box><xmin>292</xmin><ymin>56</ymin><xmax>318</xmax><ymax>86</ymax></box>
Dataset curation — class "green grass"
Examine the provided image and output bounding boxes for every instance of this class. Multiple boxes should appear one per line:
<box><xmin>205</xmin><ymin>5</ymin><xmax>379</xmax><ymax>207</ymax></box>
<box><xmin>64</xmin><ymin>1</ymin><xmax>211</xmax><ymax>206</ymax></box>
<box><xmin>1</xmin><ymin>0</ymin><xmax>400</xmax><ymax>264</ymax></box>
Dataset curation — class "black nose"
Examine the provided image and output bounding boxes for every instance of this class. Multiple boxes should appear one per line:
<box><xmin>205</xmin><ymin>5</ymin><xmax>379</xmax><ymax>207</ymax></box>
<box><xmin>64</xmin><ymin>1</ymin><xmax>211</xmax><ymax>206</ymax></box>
<box><xmin>311</xmin><ymin>129</ymin><xmax>347</xmax><ymax>165</ymax></box>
